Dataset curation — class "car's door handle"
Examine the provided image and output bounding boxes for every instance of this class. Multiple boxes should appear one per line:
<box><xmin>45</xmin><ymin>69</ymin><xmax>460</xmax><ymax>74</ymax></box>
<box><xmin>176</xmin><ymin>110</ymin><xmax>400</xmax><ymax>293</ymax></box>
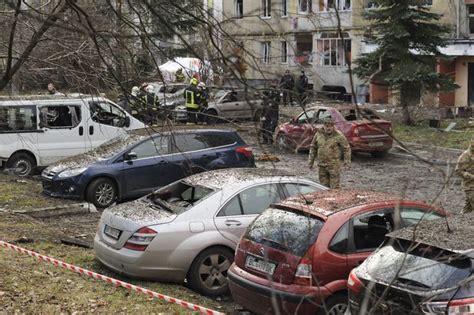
<box><xmin>158</xmin><ymin>160</ymin><xmax>168</xmax><ymax>165</ymax></box>
<box><xmin>79</xmin><ymin>126</ymin><xmax>83</xmax><ymax>136</ymax></box>
<box><xmin>224</xmin><ymin>220</ymin><xmax>242</xmax><ymax>226</ymax></box>
<box><xmin>89</xmin><ymin>126</ymin><xmax>94</xmax><ymax>135</ymax></box>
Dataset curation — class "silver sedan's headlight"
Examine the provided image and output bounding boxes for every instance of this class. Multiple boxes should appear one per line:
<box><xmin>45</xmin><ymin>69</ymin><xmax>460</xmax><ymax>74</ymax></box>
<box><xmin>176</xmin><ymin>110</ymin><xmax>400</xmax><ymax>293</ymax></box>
<box><xmin>57</xmin><ymin>167</ymin><xmax>87</xmax><ymax>178</ymax></box>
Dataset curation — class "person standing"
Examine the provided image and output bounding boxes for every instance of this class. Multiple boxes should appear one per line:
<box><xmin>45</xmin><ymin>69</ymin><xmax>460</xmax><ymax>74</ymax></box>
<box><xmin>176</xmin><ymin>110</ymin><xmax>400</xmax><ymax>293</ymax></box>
<box><xmin>197</xmin><ymin>82</ymin><xmax>209</xmax><ymax>124</ymax></box>
<box><xmin>184</xmin><ymin>78</ymin><xmax>200</xmax><ymax>124</ymax></box>
<box><xmin>47</xmin><ymin>83</ymin><xmax>65</xmax><ymax>96</ymax></box>
<box><xmin>296</xmin><ymin>71</ymin><xmax>308</xmax><ymax>106</ymax></box>
<box><xmin>308</xmin><ymin>119</ymin><xmax>351</xmax><ymax>188</ymax></box>
<box><xmin>280</xmin><ymin>70</ymin><xmax>294</xmax><ymax>106</ymax></box>
<box><xmin>455</xmin><ymin>137</ymin><xmax>474</xmax><ymax>213</ymax></box>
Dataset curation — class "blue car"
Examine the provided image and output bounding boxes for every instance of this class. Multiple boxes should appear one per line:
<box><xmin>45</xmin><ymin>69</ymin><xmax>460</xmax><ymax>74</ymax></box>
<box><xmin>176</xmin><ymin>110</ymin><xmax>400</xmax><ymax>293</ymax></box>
<box><xmin>41</xmin><ymin>129</ymin><xmax>255</xmax><ymax>208</ymax></box>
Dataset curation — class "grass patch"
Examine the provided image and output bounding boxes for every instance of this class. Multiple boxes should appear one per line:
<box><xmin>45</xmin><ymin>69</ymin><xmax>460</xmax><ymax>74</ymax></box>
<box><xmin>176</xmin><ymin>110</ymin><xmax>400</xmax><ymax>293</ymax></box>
<box><xmin>393</xmin><ymin>119</ymin><xmax>473</xmax><ymax>150</ymax></box>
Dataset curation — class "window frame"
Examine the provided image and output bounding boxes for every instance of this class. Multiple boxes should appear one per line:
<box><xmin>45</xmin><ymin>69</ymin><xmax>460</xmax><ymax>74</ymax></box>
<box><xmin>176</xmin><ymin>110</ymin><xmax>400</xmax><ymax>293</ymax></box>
<box><xmin>89</xmin><ymin>100</ymin><xmax>128</xmax><ymax>128</ymax></box>
<box><xmin>469</xmin><ymin>5</ymin><xmax>474</xmax><ymax>34</ymax></box>
<box><xmin>282</xmin><ymin>0</ymin><xmax>288</xmax><ymax>17</ymax></box>
<box><xmin>298</xmin><ymin>0</ymin><xmax>312</xmax><ymax>14</ymax></box>
<box><xmin>39</xmin><ymin>104</ymin><xmax>82</xmax><ymax>130</ymax></box>
<box><xmin>261</xmin><ymin>41</ymin><xmax>271</xmax><ymax>64</ymax></box>
<box><xmin>281</xmin><ymin>41</ymin><xmax>288</xmax><ymax>63</ymax></box>
<box><xmin>128</xmin><ymin>135</ymin><xmax>169</xmax><ymax>160</ymax></box>
<box><xmin>316</xmin><ymin>33</ymin><xmax>351</xmax><ymax>67</ymax></box>
<box><xmin>0</xmin><ymin>105</ymin><xmax>38</xmax><ymax>133</ymax></box>
<box><xmin>261</xmin><ymin>0</ymin><xmax>272</xmax><ymax>18</ymax></box>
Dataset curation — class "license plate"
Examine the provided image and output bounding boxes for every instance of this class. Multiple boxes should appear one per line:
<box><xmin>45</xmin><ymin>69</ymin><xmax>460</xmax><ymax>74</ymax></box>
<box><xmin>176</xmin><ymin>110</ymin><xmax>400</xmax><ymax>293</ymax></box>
<box><xmin>369</xmin><ymin>141</ymin><xmax>384</xmax><ymax>147</ymax></box>
<box><xmin>245</xmin><ymin>255</ymin><xmax>276</xmax><ymax>275</ymax></box>
<box><xmin>104</xmin><ymin>225</ymin><xmax>121</xmax><ymax>240</ymax></box>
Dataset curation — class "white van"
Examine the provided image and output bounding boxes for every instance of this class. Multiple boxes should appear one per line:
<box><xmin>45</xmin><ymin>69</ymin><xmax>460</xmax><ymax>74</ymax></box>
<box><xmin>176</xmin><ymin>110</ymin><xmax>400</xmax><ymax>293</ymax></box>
<box><xmin>0</xmin><ymin>95</ymin><xmax>144</xmax><ymax>176</ymax></box>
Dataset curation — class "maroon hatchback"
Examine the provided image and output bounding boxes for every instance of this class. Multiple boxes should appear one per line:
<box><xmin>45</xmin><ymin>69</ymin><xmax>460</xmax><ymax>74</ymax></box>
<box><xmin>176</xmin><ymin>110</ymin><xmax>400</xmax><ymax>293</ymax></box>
<box><xmin>228</xmin><ymin>190</ymin><xmax>447</xmax><ymax>314</ymax></box>
<box><xmin>274</xmin><ymin>105</ymin><xmax>393</xmax><ymax>157</ymax></box>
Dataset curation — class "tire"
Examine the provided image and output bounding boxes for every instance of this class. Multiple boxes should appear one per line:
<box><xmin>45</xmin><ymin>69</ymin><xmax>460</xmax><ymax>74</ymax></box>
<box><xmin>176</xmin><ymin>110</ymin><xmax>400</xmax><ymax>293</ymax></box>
<box><xmin>253</xmin><ymin>109</ymin><xmax>262</xmax><ymax>122</ymax></box>
<box><xmin>86</xmin><ymin>177</ymin><xmax>117</xmax><ymax>208</ymax></box>
<box><xmin>275</xmin><ymin>133</ymin><xmax>287</xmax><ymax>151</ymax></box>
<box><xmin>7</xmin><ymin>153</ymin><xmax>36</xmax><ymax>177</ymax></box>
<box><xmin>318</xmin><ymin>293</ymin><xmax>348</xmax><ymax>315</ymax></box>
<box><xmin>187</xmin><ymin>247</ymin><xmax>234</xmax><ymax>296</ymax></box>
<box><xmin>371</xmin><ymin>150</ymin><xmax>389</xmax><ymax>158</ymax></box>
<box><xmin>205</xmin><ymin>109</ymin><xmax>219</xmax><ymax>124</ymax></box>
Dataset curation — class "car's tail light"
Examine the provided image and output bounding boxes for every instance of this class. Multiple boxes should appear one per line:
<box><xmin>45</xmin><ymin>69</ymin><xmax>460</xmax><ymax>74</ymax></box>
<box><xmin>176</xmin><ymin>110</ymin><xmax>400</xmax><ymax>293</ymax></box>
<box><xmin>236</xmin><ymin>146</ymin><xmax>253</xmax><ymax>158</ymax></box>
<box><xmin>124</xmin><ymin>227</ymin><xmax>157</xmax><ymax>251</ymax></box>
<box><xmin>293</xmin><ymin>257</ymin><xmax>312</xmax><ymax>286</ymax></box>
<box><xmin>448</xmin><ymin>297</ymin><xmax>474</xmax><ymax>314</ymax></box>
<box><xmin>347</xmin><ymin>269</ymin><xmax>363</xmax><ymax>294</ymax></box>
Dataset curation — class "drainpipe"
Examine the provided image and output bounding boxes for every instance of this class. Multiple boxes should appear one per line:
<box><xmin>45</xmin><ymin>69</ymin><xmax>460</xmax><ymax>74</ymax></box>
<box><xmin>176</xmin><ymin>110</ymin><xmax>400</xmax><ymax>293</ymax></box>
<box><xmin>457</xmin><ymin>0</ymin><xmax>460</xmax><ymax>38</ymax></box>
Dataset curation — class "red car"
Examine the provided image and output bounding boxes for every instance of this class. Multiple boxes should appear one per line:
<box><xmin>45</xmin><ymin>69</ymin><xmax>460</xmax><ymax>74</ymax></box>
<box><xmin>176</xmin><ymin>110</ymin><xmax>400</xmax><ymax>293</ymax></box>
<box><xmin>274</xmin><ymin>105</ymin><xmax>393</xmax><ymax>157</ymax></box>
<box><xmin>228</xmin><ymin>190</ymin><xmax>448</xmax><ymax>314</ymax></box>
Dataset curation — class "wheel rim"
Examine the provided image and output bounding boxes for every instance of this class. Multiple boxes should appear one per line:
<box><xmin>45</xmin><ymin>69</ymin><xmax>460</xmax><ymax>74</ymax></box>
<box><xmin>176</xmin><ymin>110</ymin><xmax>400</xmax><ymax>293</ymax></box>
<box><xmin>327</xmin><ymin>302</ymin><xmax>347</xmax><ymax>315</ymax></box>
<box><xmin>198</xmin><ymin>253</ymin><xmax>231</xmax><ymax>291</ymax></box>
<box><xmin>95</xmin><ymin>182</ymin><xmax>115</xmax><ymax>206</ymax></box>
<box><xmin>277</xmin><ymin>135</ymin><xmax>286</xmax><ymax>150</ymax></box>
<box><xmin>14</xmin><ymin>159</ymin><xmax>32</xmax><ymax>177</ymax></box>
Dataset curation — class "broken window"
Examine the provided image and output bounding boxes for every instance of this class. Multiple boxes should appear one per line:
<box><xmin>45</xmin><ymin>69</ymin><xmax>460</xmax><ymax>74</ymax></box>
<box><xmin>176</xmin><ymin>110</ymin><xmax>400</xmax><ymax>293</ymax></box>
<box><xmin>89</xmin><ymin>101</ymin><xmax>128</xmax><ymax>127</ymax></box>
<box><xmin>353</xmin><ymin>210</ymin><xmax>394</xmax><ymax>251</ymax></box>
<box><xmin>39</xmin><ymin>105</ymin><xmax>81</xmax><ymax>129</ymax></box>
<box><xmin>469</xmin><ymin>5</ymin><xmax>474</xmax><ymax>34</ymax></box>
<box><xmin>317</xmin><ymin>32</ymin><xmax>351</xmax><ymax>66</ymax></box>
<box><xmin>0</xmin><ymin>105</ymin><xmax>37</xmax><ymax>132</ymax></box>
<box><xmin>298</xmin><ymin>0</ymin><xmax>312</xmax><ymax>13</ymax></box>
<box><xmin>295</xmin><ymin>33</ymin><xmax>313</xmax><ymax>64</ymax></box>
<box><xmin>261</xmin><ymin>41</ymin><xmax>271</xmax><ymax>64</ymax></box>
<box><xmin>322</xmin><ymin>0</ymin><xmax>351</xmax><ymax>11</ymax></box>
<box><xmin>261</xmin><ymin>0</ymin><xmax>271</xmax><ymax>17</ymax></box>
<box><xmin>234</xmin><ymin>0</ymin><xmax>243</xmax><ymax>18</ymax></box>
<box><xmin>282</xmin><ymin>0</ymin><xmax>288</xmax><ymax>16</ymax></box>
<box><xmin>281</xmin><ymin>41</ymin><xmax>288</xmax><ymax>63</ymax></box>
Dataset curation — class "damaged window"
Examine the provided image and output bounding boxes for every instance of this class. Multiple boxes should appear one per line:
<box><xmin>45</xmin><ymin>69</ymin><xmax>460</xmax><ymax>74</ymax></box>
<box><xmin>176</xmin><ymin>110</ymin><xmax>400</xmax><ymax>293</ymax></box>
<box><xmin>218</xmin><ymin>184</ymin><xmax>283</xmax><ymax>217</ymax></box>
<box><xmin>340</xmin><ymin>108</ymin><xmax>380</xmax><ymax>121</ymax></box>
<box><xmin>149</xmin><ymin>180</ymin><xmax>215</xmax><ymax>213</ymax></box>
<box><xmin>353</xmin><ymin>209</ymin><xmax>394</xmax><ymax>252</ymax></box>
<box><xmin>317</xmin><ymin>32</ymin><xmax>351</xmax><ymax>66</ymax></box>
<box><xmin>89</xmin><ymin>101</ymin><xmax>127</xmax><ymax>127</ymax></box>
<box><xmin>0</xmin><ymin>105</ymin><xmax>37</xmax><ymax>132</ymax></box>
<box><xmin>39</xmin><ymin>105</ymin><xmax>81</xmax><ymax>129</ymax></box>
<box><xmin>245</xmin><ymin>208</ymin><xmax>324</xmax><ymax>257</ymax></box>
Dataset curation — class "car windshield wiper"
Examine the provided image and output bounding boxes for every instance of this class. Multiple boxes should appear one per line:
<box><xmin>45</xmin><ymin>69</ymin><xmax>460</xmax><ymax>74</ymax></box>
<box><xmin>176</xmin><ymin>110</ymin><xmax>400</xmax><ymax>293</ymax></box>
<box><xmin>261</xmin><ymin>237</ymin><xmax>288</xmax><ymax>251</ymax></box>
<box><xmin>152</xmin><ymin>198</ymin><xmax>173</xmax><ymax>213</ymax></box>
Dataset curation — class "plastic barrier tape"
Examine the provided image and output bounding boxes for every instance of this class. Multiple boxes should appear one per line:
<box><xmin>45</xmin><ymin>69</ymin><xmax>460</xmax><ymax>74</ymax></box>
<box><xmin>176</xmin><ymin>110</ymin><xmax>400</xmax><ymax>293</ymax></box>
<box><xmin>0</xmin><ymin>240</ymin><xmax>224</xmax><ymax>315</ymax></box>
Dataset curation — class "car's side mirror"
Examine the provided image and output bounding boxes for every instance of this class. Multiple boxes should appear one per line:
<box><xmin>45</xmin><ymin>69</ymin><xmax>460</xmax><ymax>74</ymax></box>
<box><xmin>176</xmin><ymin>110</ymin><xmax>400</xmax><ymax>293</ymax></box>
<box><xmin>124</xmin><ymin>151</ymin><xmax>137</xmax><ymax>161</ymax></box>
<box><xmin>124</xmin><ymin>116</ymin><xmax>131</xmax><ymax>127</ymax></box>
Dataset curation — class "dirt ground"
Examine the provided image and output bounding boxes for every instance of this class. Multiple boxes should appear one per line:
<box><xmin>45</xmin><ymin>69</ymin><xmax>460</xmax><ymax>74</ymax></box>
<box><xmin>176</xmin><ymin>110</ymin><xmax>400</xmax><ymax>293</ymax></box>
<box><xmin>0</xmin><ymin>112</ymin><xmax>467</xmax><ymax>313</ymax></box>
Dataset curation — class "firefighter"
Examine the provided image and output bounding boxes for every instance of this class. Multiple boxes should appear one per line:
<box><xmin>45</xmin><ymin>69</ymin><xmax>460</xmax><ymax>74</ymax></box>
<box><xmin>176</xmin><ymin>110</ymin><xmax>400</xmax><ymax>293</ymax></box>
<box><xmin>184</xmin><ymin>78</ymin><xmax>200</xmax><ymax>124</ymax></box>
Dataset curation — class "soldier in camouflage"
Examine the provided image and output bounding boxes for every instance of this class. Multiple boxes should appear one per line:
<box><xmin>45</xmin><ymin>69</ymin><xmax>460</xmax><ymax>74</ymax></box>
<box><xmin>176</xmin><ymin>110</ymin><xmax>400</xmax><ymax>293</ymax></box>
<box><xmin>455</xmin><ymin>137</ymin><xmax>474</xmax><ymax>213</ymax></box>
<box><xmin>308</xmin><ymin>119</ymin><xmax>351</xmax><ymax>189</ymax></box>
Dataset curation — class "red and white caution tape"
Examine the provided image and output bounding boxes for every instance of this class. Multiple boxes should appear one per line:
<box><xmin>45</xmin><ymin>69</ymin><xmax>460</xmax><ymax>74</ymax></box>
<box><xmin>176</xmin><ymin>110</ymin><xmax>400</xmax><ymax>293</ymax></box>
<box><xmin>0</xmin><ymin>240</ymin><xmax>224</xmax><ymax>315</ymax></box>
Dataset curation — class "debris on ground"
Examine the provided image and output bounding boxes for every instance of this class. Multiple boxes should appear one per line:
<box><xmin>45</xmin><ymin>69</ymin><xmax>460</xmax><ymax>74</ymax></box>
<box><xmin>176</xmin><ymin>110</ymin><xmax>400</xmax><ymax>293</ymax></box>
<box><xmin>255</xmin><ymin>154</ymin><xmax>280</xmax><ymax>162</ymax></box>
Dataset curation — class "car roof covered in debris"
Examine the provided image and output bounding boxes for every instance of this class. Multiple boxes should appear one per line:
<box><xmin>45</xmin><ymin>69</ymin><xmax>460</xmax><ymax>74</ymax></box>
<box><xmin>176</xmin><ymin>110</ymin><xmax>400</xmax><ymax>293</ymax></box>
<box><xmin>387</xmin><ymin>213</ymin><xmax>474</xmax><ymax>254</ymax></box>
<box><xmin>277</xmin><ymin>190</ymin><xmax>397</xmax><ymax>218</ymax></box>
<box><xmin>182</xmin><ymin>168</ymin><xmax>301</xmax><ymax>190</ymax></box>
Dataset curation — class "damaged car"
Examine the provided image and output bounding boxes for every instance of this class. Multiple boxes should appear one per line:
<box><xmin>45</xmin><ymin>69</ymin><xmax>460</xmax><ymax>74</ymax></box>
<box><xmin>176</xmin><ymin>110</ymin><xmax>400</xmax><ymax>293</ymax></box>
<box><xmin>347</xmin><ymin>213</ymin><xmax>473</xmax><ymax>314</ymax></box>
<box><xmin>274</xmin><ymin>105</ymin><xmax>393</xmax><ymax>157</ymax></box>
<box><xmin>228</xmin><ymin>190</ymin><xmax>448</xmax><ymax>315</ymax></box>
<box><xmin>42</xmin><ymin>129</ymin><xmax>255</xmax><ymax>208</ymax></box>
<box><xmin>94</xmin><ymin>168</ymin><xmax>325</xmax><ymax>296</ymax></box>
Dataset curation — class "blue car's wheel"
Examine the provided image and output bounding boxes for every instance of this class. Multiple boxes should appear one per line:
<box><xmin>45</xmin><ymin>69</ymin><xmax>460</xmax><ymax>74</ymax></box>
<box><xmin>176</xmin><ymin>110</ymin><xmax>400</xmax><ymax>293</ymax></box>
<box><xmin>86</xmin><ymin>177</ymin><xmax>117</xmax><ymax>208</ymax></box>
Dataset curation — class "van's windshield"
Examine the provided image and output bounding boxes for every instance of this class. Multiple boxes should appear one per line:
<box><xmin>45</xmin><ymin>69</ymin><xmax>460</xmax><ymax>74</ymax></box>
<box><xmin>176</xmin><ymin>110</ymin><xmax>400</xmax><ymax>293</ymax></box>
<box><xmin>0</xmin><ymin>105</ymin><xmax>37</xmax><ymax>132</ymax></box>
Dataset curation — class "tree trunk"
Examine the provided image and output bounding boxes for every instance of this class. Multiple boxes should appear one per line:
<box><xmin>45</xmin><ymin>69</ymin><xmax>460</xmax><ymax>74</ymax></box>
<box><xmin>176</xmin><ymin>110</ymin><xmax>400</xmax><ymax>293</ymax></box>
<box><xmin>400</xmin><ymin>84</ymin><xmax>418</xmax><ymax>126</ymax></box>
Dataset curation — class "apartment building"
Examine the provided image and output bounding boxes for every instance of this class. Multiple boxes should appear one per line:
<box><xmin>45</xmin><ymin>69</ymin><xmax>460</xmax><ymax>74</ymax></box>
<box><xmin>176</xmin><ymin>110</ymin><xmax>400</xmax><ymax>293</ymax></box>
<box><xmin>218</xmin><ymin>0</ymin><xmax>474</xmax><ymax>109</ymax></box>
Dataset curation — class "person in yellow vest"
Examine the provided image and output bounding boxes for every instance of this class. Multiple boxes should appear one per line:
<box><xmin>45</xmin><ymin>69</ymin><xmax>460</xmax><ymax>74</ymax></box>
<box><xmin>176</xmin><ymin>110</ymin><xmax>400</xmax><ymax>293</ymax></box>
<box><xmin>184</xmin><ymin>78</ymin><xmax>200</xmax><ymax>124</ymax></box>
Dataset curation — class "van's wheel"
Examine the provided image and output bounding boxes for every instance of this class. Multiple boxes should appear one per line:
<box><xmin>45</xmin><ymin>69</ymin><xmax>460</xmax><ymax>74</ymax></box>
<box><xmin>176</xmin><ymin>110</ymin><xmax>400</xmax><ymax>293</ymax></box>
<box><xmin>86</xmin><ymin>177</ymin><xmax>117</xmax><ymax>208</ymax></box>
<box><xmin>371</xmin><ymin>150</ymin><xmax>389</xmax><ymax>158</ymax></box>
<box><xmin>7</xmin><ymin>153</ymin><xmax>36</xmax><ymax>177</ymax></box>
<box><xmin>205</xmin><ymin>109</ymin><xmax>219</xmax><ymax>124</ymax></box>
<box><xmin>318</xmin><ymin>293</ymin><xmax>348</xmax><ymax>315</ymax></box>
<box><xmin>187</xmin><ymin>247</ymin><xmax>233</xmax><ymax>296</ymax></box>
<box><xmin>253</xmin><ymin>109</ymin><xmax>262</xmax><ymax>122</ymax></box>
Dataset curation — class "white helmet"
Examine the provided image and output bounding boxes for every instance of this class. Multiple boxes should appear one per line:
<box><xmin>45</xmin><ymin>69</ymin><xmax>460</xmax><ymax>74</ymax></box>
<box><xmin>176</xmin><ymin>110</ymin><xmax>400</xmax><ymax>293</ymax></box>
<box><xmin>198</xmin><ymin>82</ymin><xmax>206</xmax><ymax>88</ymax></box>
<box><xmin>131</xmin><ymin>86</ymin><xmax>139</xmax><ymax>96</ymax></box>
<box><xmin>145</xmin><ymin>85</ymin><xmax>155</xmax><ymax>94</ymax></box>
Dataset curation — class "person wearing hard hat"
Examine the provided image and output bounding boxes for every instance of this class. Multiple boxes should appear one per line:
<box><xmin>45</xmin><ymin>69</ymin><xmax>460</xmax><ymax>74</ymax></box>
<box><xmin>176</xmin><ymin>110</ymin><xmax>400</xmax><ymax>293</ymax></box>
<box><xmin>197</xmin><ymin>82</ymin><xmax>209</xmax><ymax>124</ymax></box>
<box><xmin>184</xmin><ymin>77</ymin><xmax>200</xmax><ymax>124</ymax></box>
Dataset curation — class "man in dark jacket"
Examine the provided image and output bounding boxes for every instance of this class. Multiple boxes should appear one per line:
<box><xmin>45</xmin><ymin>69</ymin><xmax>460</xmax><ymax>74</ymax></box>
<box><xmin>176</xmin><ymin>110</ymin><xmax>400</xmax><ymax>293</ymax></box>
<box><xmin>296</xmin><ymin>71</ymin><xmax>309</xmax><ymax>106</ymax></box>
<box><xmin>260</xmin><ymin>95</ymin><xmax>279</xmax><ymax>144</ymax></box>
<box><xmin>280</xmin><ymin>70</ymin><xmax>294</xmax><ymax>106</ymax></box>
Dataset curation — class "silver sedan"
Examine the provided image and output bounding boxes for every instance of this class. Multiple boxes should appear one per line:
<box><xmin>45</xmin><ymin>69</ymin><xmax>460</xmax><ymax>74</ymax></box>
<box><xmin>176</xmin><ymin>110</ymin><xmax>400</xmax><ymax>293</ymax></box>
<box><xmin>94</xmin><ymin>168</ymin><xmax>325</xmax><ymax>296</ymax></box>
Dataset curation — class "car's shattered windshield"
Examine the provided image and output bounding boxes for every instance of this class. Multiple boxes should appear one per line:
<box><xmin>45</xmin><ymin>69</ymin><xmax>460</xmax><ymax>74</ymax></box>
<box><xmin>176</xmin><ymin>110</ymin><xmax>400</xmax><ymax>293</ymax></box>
<box><xmin>147</xmin><ymin>181</ymin><xmax>215</xmax><ymax>214</ymax></box>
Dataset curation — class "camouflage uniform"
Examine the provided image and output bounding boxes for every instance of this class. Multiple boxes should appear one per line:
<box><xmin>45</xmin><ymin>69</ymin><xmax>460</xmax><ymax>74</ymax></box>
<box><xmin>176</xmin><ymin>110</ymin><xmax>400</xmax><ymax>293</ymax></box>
<box><xmin>455</xmin><ymin>143</ymin><xmax>474</xmax><ymax>213</ymax></box>
<box><xmin>308</xmin><ymin>129</ymin><xmax>351</xmax><ymax>189</ymax></box>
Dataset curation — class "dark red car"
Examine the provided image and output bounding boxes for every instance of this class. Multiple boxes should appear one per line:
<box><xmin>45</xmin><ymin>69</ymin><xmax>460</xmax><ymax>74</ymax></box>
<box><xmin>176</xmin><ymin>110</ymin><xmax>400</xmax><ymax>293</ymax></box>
<box><xmin>274</xmin><ymin>105</ymin><xmax>393</xmax><ymax>157</ymax></box>
<box><xmin>228</xmin><ymin>190</ymin><xmax>448</xmax><ymax>314</ymax></box>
